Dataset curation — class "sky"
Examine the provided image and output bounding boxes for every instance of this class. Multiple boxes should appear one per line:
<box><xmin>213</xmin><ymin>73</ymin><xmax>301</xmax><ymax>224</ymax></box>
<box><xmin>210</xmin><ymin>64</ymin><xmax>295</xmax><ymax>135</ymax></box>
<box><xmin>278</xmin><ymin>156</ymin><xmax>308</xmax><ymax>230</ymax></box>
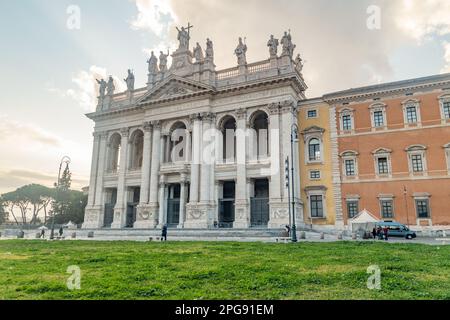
<box><xmin>0</xmin><ymin>0</ymin><xmax>450</xmax><ymax>194</ymax></box>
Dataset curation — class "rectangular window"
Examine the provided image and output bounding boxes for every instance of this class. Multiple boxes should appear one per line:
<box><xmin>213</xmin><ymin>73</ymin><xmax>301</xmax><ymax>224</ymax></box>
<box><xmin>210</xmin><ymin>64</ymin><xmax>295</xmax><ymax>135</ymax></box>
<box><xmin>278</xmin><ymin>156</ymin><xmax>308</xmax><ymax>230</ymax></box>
<box><xmin>411</xmin><ymin>154</ymin><xmax>424</xmax><ymax>172</ymax></box>
<box><xmin>444</xmin><ymin>102</ymin><xmax>450</xmax><ymax>119</ymax></box>
<box><xmin>345</xmin><ymin>159</ymin><xmax>356</xmax><ymax>176</ymax></box>
<box><xmin>310</xmin><ymin>195</ymin><xmax>324</xmax><ymax>218</ymax></box>
<box><xmin>310</xmin><ymin>171</ymin><xmax>321</xmax><ymax>180</ymax></box>
<box><xmin>377</xmin><ymin>157</ymin><xmax>389</xmax><ymax>175</ymax></box>
<box><xmin>307</xmin><ymin>109</ymin><xmax>318</xmax><ymax>118</ymax></box>
<box><xmin>347</xmin><ymin>201</ymin><xmax>359</xmax><ymax>219</ymax></box>
<box><xmin>416</xmin><ymin>199</ymin><xmax>430</xmax><ymax>218</ymax></box>
<box><xmin>373</xmin><ymin>111</ymin><xmax>384</xmax><ymax>127</ymax></box>
<box><xmin>381</xmin><ymin>200</ymin><xmax>394</xmax><ymax>219</ymax></box>
<box><xmin>342</xmin><ymin>115</ymin><xmax>352</xmax><ymax>131</ymax></box>
<box><xmin>406</xmin><ymin>106</ymin><xmax>418</xmax><ymax>124</ymax></box>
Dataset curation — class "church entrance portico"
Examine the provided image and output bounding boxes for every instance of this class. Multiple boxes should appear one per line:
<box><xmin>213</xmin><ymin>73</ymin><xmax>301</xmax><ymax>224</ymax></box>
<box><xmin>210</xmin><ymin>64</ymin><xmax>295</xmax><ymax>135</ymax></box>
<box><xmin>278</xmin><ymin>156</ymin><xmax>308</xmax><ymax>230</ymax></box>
<box><xmin>250</xmin><ymin>179</ymin><xmax>270</xmax><ymax>228</ymax></box>
<box><xmin>126</xmin><ymin>187</ymin><xmax>140</xmax><ymax>228</ymax></box>
<box><xmin>166</xmin><ymin>184</ymin><xmax>181</xmax><ymax>227</ymax></box>
<box><xmin>218</xmin><ymin>181</ymin><xmax>236</xmax><ymax>228</ymax></box>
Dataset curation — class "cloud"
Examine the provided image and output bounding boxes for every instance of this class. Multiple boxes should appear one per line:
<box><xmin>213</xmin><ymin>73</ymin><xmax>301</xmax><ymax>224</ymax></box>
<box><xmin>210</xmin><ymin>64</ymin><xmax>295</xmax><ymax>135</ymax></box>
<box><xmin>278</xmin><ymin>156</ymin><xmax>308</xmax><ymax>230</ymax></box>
<box><xmin>130</xmin><ymin>0</ymin><xmax>178</xmax><ymax>36</ymax></box>
<box><xmin>395</xmin><ymin>0</ymin><xmax>450</xmax><ymax>43</ymax></box>
<box><xmin>47</xmin><ymin>66</ymin><xmax>127</xmax><ymax>112</ymax></box>
<box><xmin>0</xmin><ymin>115</ymin><xmax>61</xmax><ymax>147</ymax></box>
<box><xmin>441</xmin><ymin>41</ymin><xmax>450</xmax><ymax>73</ymax></box>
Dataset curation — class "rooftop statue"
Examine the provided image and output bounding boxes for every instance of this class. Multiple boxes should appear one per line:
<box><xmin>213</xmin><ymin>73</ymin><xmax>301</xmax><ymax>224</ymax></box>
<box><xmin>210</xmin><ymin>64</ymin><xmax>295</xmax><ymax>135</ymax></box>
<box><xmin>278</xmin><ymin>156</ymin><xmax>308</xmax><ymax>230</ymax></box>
<box><xmin>267</xmin><ymin>35</ymin><xmax>279</xmax><ymax>58</ymax></box>
<box><xmin>176</xmin><ymin>24</ymin><xmax>193</xmax><ymax>51</ymax></box>
<box><xmin>281</xmin><ymin>31</ymin><xmax>296</xmax><ymax>58</ymax></box>
<box><xmin>106</xmin><ymin>76</ymin><xmax>115</xmax><ymax>96</ymax></box>
<box><xmin>159</xmin><ymin>51</ymin><xmax>169</xmax><ymax>73</ymax></box>
<box><xmin>147</xmin><ymin>51</ymin><xmax>159</xmax><ymax>74</ymax></box>
<box><xmin>96</xmin><ymin>78</ymin><xmax>107</xmax><ymax>98</ymax></box>
<box><xmin>124</xmin><ymin>69</ymin><xmax>135</xmax><ymax>92</ymax></box>
<box><xmin>205</xmin><ymin>38</ymin><xmax>214</xmax><ymax>62</ymax></box>
<box><xmin>193</xmin><ymin>42</ymin><xmax>204</xmax><ymax>63</ymax></box>
<box><xmin>235</xmin><ymin>37</ymin><xmax>247</xmax><ymax>66</ymax></box>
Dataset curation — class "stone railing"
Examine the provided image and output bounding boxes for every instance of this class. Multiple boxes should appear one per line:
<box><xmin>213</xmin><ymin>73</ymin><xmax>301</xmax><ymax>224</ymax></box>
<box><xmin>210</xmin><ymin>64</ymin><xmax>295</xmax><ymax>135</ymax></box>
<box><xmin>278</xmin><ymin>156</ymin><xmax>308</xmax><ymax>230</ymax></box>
<box><xmin>247</xmin><ymin>59</ymin><xmax>271</xmax><ymax>74</ymax></box>
<box><xmin>217</xmin><ymin>67</ymin><xmax>240</xmax><ymax>80</ymax></box>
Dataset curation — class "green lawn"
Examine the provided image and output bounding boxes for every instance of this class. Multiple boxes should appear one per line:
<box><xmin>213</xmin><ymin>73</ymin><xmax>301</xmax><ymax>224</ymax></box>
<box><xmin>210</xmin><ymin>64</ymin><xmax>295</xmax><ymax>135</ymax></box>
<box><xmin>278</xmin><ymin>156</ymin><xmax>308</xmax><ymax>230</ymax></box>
<box><xmin>0</xmin><ymin>240</ymin><xmax>449</xmax><ymax>300</ymax></box>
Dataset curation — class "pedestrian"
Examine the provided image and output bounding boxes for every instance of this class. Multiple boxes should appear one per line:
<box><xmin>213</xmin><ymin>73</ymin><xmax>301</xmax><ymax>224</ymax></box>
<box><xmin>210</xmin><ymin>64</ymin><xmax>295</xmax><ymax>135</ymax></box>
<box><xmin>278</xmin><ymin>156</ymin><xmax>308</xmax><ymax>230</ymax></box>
<box><xmin>384</xmin><ymin>227</ymin><xmax>389</xmax><ymax>241</ymax></box>
<box><xmin>59</xmin><ymin>227</ymin><xmax>64</xmax><ymax>237</ymax></box>
<box><xmin>40</xmin><ymin>229</ymin><xmax>45</xmax><ymax>239</ymax></box>
<box><xmin>377</xmin><ymin>226</ymin><xmax>383</xmax><ymax>240</ymax></box>
<box><xmin>285</xmin><ymin>225</ymin><xmax>291</xmax><ymax>237</ymax></box>
<box><xmin>161</xmin><ymin>224</ymin><xmax>168</xmax><ymax>242</ymax></box>
<box><xmin>372</xmin><ymin>227</ymin><xmax>377</xmax><ymax>240</ymax></box>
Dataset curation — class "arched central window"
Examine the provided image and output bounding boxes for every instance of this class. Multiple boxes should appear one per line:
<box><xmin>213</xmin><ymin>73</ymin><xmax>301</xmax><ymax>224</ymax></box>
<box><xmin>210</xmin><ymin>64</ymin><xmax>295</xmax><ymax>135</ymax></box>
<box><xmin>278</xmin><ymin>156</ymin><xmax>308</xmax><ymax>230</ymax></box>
<box><xmin>168</xmin><ymin>122</ymin><xmax>188</xmax><ymax>163</ymax></box>
<box><xmin>108</xmin><ymin>133</ymin><xmax>122</xmax><ymax>172</ymax></box>
<box><xmin>222</xmin><ymin>116</ymin><xmax>236</xmax><ymax>163</ymax></box>
<box><xmin>252</xmin><ymin>111</ymin><xmax>269</xmax><ymax>159</ymax></box>
<box><xmin>308</xmin><ymin>138</ymin><xmax>321</xmax><ymax>162</ymax></box>
<box><xmin>129</xmin><ymin>130</ymin><xmax>144</xmax><ymax>170</ymax></box>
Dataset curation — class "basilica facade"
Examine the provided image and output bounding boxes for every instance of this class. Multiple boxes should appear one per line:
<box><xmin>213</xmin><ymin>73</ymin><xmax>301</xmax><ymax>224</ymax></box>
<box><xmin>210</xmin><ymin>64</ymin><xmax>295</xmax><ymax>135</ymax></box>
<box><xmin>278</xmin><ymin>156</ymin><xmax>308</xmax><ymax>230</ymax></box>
<box><xmin>82</xmin><ymin>28</ymin><xmax>307</xmax><ymax>230</ymax></box>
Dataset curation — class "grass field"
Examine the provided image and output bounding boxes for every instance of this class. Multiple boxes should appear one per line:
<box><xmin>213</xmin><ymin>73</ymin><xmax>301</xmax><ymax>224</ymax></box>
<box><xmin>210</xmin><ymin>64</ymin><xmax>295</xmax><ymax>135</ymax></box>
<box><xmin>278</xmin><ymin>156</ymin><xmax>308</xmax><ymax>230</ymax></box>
<box><xmin>0</xmin><ymin>240</ymin><xmax>449</xmax><ymax>300</ymax></box>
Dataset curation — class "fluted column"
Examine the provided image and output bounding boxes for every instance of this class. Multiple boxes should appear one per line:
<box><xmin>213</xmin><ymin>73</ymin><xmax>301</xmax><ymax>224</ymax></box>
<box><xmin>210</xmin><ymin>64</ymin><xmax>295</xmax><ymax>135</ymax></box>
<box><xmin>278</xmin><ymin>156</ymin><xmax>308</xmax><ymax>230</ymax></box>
<box><xmin>135</xmin><ymin>122</ymin><xmax>153</xmax><ymax>229</ymax></box>
<box><xmin>200</xmin><ymin>114</ymin><xmax>212</xmax><ymax>203</ymax></box>
<box><xmin>234</xmin><ymin>109</ymin><xmax>250</xmax><ymax>228</ymax></box>
<box><xmin>178</xmin><ymin>173</ymin><xmax>188</xmax><ymax>228</ymax></box>
<box><xmin>83</xmin><ymin>132</ymin><xmax>108</xmax><ymax>229</ymax></box>
<box><xmin>147</xmin><ymin>121</ymin><xmax>162</xmax><ymax>227</ymax></box>
<box><xmin>158</xmin><ymin>175</ymin><xmax>167</xmax><ymax>228</ymax></box>
<box><xmin>189</xmin><ymin>114</ymin><xmax>202</xmax><ymax>204</ymax></box>
<box><xmin>112</xmin><ymin>128</ymin><xmax>130</xmax><ymax>229</ymax></box>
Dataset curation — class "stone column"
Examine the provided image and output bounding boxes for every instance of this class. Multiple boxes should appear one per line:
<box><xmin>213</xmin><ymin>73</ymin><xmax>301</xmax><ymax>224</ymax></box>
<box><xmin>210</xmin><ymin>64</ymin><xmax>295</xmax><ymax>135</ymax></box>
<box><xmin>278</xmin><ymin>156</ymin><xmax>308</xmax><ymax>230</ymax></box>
<box><xmin>83</xmin><ymin>132</ymin><xmax>107</xmax><ymax>229</ymax></box>
<box><xmin>147</xmin><ymin>121</ymin><xmax>162</xmax><ymax>228</ymax></box>
<box><xmin>158</xmin><ymin>175</ymin><xmax>167</xmax><ymax>228</ymax></box>
<box><xmin>178</xmin><ymin>173</ymin><xmax>188</xmax><ymax>229</ymax></box>
<box><xmin>185</xmin><ymin>129</ymin><xmax>192</xmax><ymax>162</ymax></box>
<box><xmin>112</xmin><ymin>128</ymin><xmax>130</xmax><ymax>229</ymax></box>
<box><xmin>268</xmin><ymin>102</ymin><xmax>288</xmax><ymax>228</ymax></box>
<box><xmin>185</xmin><ymin>113</ymin><xmax>210</xmax><ymax>229</ymax></box>
<box><xmin>200</xmin><ymin>116</ymin><xmax>212</xmax><ymax>204</ymax></box>
<box><xmin>234</xmin><ymin>109</ymin><xmax>250</xmax><ymax>228</ymax></box>
<box><xmin>135</xmin><ymin>122</ymin><xmax>153</xmax><ymax>229</ymax></box>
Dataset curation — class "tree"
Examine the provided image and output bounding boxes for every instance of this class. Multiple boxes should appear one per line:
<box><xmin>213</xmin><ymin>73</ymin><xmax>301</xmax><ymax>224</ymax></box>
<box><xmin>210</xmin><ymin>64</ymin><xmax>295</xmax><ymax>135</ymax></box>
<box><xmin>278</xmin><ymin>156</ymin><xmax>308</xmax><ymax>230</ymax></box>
<box><xmin>0</xmin><ymin>202</ymin><xmax>8</xmax><ymax>225</ymax></box>
<box><xmin>1</xmin><ymin>184</ymin><xmax>54</xmax><ymax>226</ymax></box>
<box><xmin>51</xmin><ymin>163</ymin><xmax>72</xmax><ymax>221</ymax></box>
<box><xmin>53</xmin><ymin>191</ymin><xmax>87</xmax><ymax>225</ymax></box>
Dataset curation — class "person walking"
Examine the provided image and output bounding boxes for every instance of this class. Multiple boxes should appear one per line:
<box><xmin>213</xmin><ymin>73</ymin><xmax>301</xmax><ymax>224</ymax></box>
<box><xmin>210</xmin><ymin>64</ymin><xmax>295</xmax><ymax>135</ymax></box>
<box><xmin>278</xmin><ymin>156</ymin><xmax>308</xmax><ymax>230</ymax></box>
<box><xmin>59</xmin><ymin>227</ymin><xmax>64</xmax><ymax>237</ymax></box>
<box><xmin>40</xmin><ymin>229</ymin><xmax>45</xmax><ymax>239</ymax></box>
<box><xmin>384</xmin><ymin>226</ymin><xmax>389</xmax><ymax>241</ymax></box>
<box><xmin>372</xmin><ymin>227</ymin><xmax>377</xmax><ymax>240</ymax></box>
<box><xmin>161</xmin><ymin>225</ymin><xmax>168</xmax><ymax>242</ymax></box>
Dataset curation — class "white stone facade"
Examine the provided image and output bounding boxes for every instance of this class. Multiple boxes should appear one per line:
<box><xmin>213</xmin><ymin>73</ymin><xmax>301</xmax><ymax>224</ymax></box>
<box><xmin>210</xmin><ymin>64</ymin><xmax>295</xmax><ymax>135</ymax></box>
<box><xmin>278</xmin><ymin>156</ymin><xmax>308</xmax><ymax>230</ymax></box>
<box><xmin>83</xmin><ymin>30</ymin><xmax>307</xmax><ymax>230</ymax></box>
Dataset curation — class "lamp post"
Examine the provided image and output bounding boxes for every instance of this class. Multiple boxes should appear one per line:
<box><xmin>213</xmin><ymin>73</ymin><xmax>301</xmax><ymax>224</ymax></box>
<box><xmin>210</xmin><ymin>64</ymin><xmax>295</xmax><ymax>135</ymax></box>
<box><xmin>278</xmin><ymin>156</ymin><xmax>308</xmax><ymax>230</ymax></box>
<box><xmin>403</xmin><ymin>186</ymin><xmax>410</xmax><ymax>228</ymax></box>
<box><xmin>290</xmin><ymin>124</ymin><xmax>299</xmax><ymax>243</ymax></box>
<box><xmin>50</xmin><ymin>156</ymin><xmax>71</xmax><ymax>240</ymax></box>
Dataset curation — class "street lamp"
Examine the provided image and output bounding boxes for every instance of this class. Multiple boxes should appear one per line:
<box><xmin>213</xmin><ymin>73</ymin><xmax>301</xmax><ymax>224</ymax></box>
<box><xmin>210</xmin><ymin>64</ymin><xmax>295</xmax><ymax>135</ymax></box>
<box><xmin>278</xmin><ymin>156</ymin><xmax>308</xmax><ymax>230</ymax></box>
<box><xmin>50</xmin><ymin>156</ymin><xmax>71</xmax><ymax>240</ymax></box>
<box><xmin>290</xmin><ymin>124</ymin><xmax>299</xmax><ymax>243</ymax></box>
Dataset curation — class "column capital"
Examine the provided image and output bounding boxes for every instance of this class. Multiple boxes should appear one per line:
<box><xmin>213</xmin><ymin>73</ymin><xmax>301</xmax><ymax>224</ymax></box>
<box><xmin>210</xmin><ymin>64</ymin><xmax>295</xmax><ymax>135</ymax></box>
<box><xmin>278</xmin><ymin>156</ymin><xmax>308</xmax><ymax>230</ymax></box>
<box><xmin>120</xmin><ymin>127</ymin><xmax>130</xmax><ymax>137</ymax></box>
<box><xmin>235</xmin><ymin>108</ymin><xmax>247</xmax><ymax>120</ymax></box>
<box><xmin>143</xmin><ymin>122</ymin><xmax>153</xmax><ymax>133</ymax></box>
<box><xmin>268</xmin><ymin>102</ymin><xmax>281</xmax><ymax>115</ymax></box>
<box><xmin>151</xmin><ymin>120</ymin><xmax>162</xmax><ymax>130</ymax></box>
<box><xmin>279</xmin><ymin>99</ymin><xmax>297</xmax><ymax>114</ymax></box>
<box><xmin>93</xmin><ymin>131</ymin><xmax>108</xmax><ymax>139</ymax></box>
<box><xmin>189</xmin><ymin>113</ymin><xmax>203</xmax><ymax>122</ymax></box>
<box><xmin>202</xmin><ymin>112</ymin><xmax>216</xmax><ymax>123</ymax></box>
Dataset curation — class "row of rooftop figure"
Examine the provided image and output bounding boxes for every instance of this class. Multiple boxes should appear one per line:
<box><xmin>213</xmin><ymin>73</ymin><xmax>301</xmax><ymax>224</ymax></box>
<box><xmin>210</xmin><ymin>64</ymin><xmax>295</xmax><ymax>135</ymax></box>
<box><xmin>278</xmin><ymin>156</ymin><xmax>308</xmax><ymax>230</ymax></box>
<box><xmin>95</xmin><ymin>26</ymin><xmax>304</xmax><ymax>100</ymax></box>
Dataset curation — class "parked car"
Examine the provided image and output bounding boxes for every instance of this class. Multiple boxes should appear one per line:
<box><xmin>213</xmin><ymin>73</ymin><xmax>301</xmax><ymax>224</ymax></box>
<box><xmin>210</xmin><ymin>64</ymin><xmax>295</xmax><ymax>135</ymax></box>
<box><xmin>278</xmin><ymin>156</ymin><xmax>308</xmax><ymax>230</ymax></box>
<box><xmin>376</xmin><ymin>221</ymin><xmax>417</xmax><ymax>240</ymax></box>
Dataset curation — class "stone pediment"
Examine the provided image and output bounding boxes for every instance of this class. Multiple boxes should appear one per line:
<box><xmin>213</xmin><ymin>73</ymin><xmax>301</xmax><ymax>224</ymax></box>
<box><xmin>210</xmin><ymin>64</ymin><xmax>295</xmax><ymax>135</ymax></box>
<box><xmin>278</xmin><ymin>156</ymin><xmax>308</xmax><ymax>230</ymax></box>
<box><xmin>137</xmin><ymin>76</ymin><xmax>214</xmax><ymax>105</ymax></box>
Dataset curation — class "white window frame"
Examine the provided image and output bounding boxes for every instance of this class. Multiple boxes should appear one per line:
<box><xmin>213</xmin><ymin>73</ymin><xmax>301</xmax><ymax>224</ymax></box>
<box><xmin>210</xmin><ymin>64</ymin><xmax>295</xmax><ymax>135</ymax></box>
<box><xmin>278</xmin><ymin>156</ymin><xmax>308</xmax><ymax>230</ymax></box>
<box><xmin>340</xmin><ymin>150</ymin><xmax>359</xmax><ymax>179</ymax></box>
<box><xmin>402</xmin><ymin>99</ymin><xmax>421</xmax><ymax>127</ymax></box>
<box><xmin>369</xmin><ymin>102</ymin><xmax>387</xmax><ymax>130</ymax></box>
<box><xmin>309</xmin><ymin>170</ymin><xmax>321</xmax><ymax>181</ymax></box>
<box><xmin>345</xmin><ymin>195</ymin><xmax>360</xmax><ymax>219</ymax></box>
<box><xmin>302</xmin><ymin>127</ymin><xmax>325</xmax><ymax>165</ymax></box>
<box><xmin>413</xmin><ymin>193</ymin><xmax>431</xmax><ymax>221</ymax></box>
<box><xmin>372</xmin><ymin>148</ymin><xmax>392</xmax><ymax>178</ymax></box>
<box><xmin>438</xmin><ymin>94</ymin><xmax>450</xmax><ymax>123</ymax></box>
<box><xmin>405</xmin><ymin>145</ymin><xmax>428</xmax><ymax>176</ymax></box>
<box><xmin>378</xmin><ymin>194</ymin><xmax>395</xmax><ymax>220</ymax></box>
<box><xmin>339</xmin><ymin>108</ymin><xmax>355</xmax><ymax>133</ymax></box>
<box><xmin>306</xmin><ymin>108</ymin><xmax>319</xmax><ymax>119</ymax></box>
<box><xmin>306</xmin><ymin>187</ymin><xmax>327</xmax><ymax>219</ymax></box>
<box><xmin>444</xmin><ymin>143</ymin><xmax>450</xmax><ymax>174</ymax></box>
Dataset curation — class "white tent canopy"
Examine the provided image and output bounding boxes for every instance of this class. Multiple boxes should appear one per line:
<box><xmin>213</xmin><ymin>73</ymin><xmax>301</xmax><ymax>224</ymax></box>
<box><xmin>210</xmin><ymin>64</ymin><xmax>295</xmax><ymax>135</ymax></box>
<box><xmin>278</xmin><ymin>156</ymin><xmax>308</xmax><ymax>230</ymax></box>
<box><xmin>63</xmin><ymin>221</ymin><xmax>77</xmax><ymax>229</ymax></box>
<box><xmin>349</xmin><ymin>209</ymin><xmax>380</xmax><ymax>233</ymax></box>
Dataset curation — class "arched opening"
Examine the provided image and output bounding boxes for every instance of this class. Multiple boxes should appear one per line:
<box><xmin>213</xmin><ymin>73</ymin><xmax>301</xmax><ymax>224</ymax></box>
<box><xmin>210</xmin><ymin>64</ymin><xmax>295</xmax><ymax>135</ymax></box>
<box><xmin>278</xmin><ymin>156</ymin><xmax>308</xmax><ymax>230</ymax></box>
<box><xmin>308</xmin><ymin>138</ymin><xmax>321</xmax><ymax>162</ymax></box>
<box><xmin>129</xmin><ymin>130</ymin><xmax>144</xmax><ymax>170</ymax></box>
<box><xmin>221</xmin><ymin>116</ymin><xmax>237</xmax><ymax>163</ymax></box>
<box><xmin>251</xmin><ymin>111</ymin><xmax>269</xmax><ymax>159</ymax></box>
<box><xmin>107</xmin><ymin>133</ymin><xmax>122</xmax><ymax>172</ymax></box>
<box><xmin>168</xmin><ymin>122</ymin><xmax>188</xmax><ymax>163</ymax></box>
